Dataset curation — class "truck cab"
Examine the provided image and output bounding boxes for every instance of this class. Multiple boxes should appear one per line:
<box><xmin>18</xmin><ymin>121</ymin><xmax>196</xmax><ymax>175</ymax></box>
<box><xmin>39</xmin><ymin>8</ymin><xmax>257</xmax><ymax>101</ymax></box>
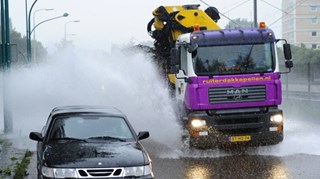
<box><xmin>170</xmin><ymin>27</ymin><xmax>292</xmax><ymax>148</ymax></box>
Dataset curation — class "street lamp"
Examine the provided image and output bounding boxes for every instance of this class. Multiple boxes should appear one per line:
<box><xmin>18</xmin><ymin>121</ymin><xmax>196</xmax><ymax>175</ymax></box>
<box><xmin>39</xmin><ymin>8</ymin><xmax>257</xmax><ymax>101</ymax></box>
<box><xmin>64</xmin><ymin>20</ymin><xmax>80</xmax><ymax>41</ymax></box>
<box><xmin>33</xmin><ymin>8</ymin><xmax>54</xmax><ymax>41</ymax></box>
<box><xmin>33</xmin><ymin>8</ymin><xmax>54</xmax><ymax>62</ymax></box>
<box><xmin>30</xmin><ymin>13</ymin><xmax>69</xmax><ymax>35</ymax></box>
<box><xmin>28</xmin><ymin>12</ymin><xmax>68</xmax><ymax>61</ymax></box>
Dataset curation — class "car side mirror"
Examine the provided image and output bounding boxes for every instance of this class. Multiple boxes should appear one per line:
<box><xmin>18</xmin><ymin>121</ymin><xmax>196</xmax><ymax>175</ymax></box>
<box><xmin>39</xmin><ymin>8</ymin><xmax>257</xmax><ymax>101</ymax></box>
<box><xmin>137</xmin><ymin>131</ymin><xmax>149</xmax><ymax>140</ymax></box>
<box><xmin>29</xmin><ymin>132</ymin><xmax>44</xmax><ymax>142</ymax></box>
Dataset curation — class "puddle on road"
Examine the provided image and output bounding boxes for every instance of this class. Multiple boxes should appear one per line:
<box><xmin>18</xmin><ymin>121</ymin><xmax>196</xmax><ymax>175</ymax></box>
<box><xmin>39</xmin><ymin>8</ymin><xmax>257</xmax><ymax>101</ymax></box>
<box><xmin>146</xmin><ymin>112</ymin><xmax>320</xmax><ymax>159</ymax></box>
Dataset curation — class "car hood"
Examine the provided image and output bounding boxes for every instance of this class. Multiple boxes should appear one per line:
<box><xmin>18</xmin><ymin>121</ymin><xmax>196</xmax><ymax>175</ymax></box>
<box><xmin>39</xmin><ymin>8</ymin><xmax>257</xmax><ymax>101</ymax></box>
<box><xmin>42</xmin><ymin>141</ymin><xmax>148</xmax><ymax>168</ymax></box>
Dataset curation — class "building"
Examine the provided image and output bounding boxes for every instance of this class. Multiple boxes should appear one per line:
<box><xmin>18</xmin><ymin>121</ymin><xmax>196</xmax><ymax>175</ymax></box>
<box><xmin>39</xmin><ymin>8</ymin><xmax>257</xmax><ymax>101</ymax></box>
<box><xmin>282</xmin><ymin>0</ymin><xmax>320</xmax><ymax>49</ymax></box>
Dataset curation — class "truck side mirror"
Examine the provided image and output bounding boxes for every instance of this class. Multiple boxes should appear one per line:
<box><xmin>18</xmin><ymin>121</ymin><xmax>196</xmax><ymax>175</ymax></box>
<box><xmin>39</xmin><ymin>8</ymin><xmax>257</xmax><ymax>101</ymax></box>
<box><xmin>168</xmin><ymin>48</ymin><xmax>180</xmax><ymax>74</ymax></box>
<box><xmin>285</xmin><ymin>60</ymin><xmax>293</xmax><ymax>69</ymax></box>
<box><xmin>187</xmin><ymin>43</ymin><xmax>198</xmax><ymax>53</ymax></box>
<box><xmin>283</xmin><ymin>43</ymin><xmax>292</xmax><ymax>60</ymax></box>
<box><xmin>169</xmin><ymin>48</ymin><xmax>180</xmax><ymax>66</ymax></box>
<box><xmin>277</xmin><ymin>39</ymin><xmax>293</xmax><ymax>74</ymax></box>
<box><xmin>283</xmin><ymin>43</ymin><xmax>293</xmax><ymax>69</ymax></box>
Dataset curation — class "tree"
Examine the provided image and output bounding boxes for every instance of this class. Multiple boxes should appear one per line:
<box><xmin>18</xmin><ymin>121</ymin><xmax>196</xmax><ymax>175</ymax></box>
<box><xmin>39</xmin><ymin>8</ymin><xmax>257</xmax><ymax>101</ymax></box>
<box><xmin>55</xmin><ymin>38</ymin><xmax>75</xmax><ymax>51</ymax></box>
<box><xmin>224</xmin><ymin>18</ymin><xmax>254</xmax><ymax>29</ymax></box>
<box><xmin>277</xmin><ymin>44</ymin><xmax>320</xmax><ymax>64</ymax></box>
<box><xmin>1</xmin><ymin>22</ymin><xmax>47</xmax><ymax>66</ymax></box>
<box><xmin>10</xmin><ymin>29</ymin><xmax>27</xmax><ymax>64</ymax></box>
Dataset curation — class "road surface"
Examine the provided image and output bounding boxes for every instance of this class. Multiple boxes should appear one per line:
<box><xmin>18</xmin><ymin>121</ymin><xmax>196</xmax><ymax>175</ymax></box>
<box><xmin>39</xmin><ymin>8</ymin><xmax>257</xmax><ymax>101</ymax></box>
<box><xmin>23</xmin><ymin>98</ymin><xmax>320</xmax><ymax>179</ymax></box>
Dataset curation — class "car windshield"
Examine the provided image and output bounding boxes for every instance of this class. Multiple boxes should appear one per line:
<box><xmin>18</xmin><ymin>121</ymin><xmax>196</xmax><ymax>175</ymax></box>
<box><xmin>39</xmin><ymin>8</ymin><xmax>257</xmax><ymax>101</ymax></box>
<box><xmin>49</xmin><ymin>115</ymin><xmax>134</xmax><ymax>141</ymax></box>
<box><xmin>192</xmin><ymin>43</ymin><xmax>274</xmax><ymax>75</ymax></box>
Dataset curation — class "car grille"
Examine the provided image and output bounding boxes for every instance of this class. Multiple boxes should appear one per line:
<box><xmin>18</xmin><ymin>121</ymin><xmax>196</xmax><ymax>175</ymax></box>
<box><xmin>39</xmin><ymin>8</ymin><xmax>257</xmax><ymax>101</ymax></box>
<box><xmin>77</xmin><ymin>168</ymin><xmax>123</xmax><ymax>178</ymax></box>
<box><xmin>209</xmin><ymin>85</ymin><xmax>266</xmax><ymax>104</ymax></box>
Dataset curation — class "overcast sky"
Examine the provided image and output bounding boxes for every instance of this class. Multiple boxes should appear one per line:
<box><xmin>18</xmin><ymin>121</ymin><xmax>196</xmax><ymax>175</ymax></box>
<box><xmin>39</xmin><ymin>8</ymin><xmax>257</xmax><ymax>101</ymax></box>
<box><xmin>9</xmin><ymin>0</ymin><xmax>283</xmax><ymax>52</ymax></box>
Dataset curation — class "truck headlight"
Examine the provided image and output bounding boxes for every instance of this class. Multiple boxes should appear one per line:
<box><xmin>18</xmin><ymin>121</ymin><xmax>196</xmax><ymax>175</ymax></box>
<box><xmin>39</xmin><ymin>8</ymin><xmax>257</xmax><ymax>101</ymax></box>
<box><xmin>191</xmin><ymin>119</ymin><xmax>207</xmax><ymax>128</ymax></box>
<box><xmin>42</xmin><ymin>166</ymin><xmax>78</xmax><ymax>178</ymax></box>
<box><xmin>270</xmin><ymin>114</ymin><xmax>283</xmax><ymax>123</ymax></box>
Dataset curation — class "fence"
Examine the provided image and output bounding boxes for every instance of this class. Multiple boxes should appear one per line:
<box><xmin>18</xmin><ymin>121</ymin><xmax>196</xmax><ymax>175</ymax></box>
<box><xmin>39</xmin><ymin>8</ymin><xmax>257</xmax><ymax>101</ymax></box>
<box><xmin>281</xmin><ymin>62</ymin><xmax>320</xmax><ymax>100</ymax></box>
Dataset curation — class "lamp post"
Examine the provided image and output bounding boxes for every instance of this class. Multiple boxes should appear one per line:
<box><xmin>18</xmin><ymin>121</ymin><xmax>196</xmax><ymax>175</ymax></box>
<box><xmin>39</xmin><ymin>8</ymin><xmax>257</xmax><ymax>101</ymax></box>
<box><xmin>26</xmin><ymin>0</ymin><xmax>38</xmax><ymax>62</ymax></box>
<box><xmin>33</xmin><ymin>8</ymin><xmax>54</xmax><ymax>41</ymax></box>
<box><xmin>64</xmin><ymin>20</ymin><xmax>80</xmax><ymax>41</ymax></box>
<box><xmin>1</xmin><ymin>0</ymin><xmax>13</xmax><ymax>134</ymax></box>
<box><xmin>31</xmin><ymin>13</ymin><xmax>69</xmax><ymax>35</ymax></box>
<box><xmin>33</xmin><ymin>8</ymin><xmax>54</xmax><ymax>62</ymax></box>
<box><xmin>253</xmin><ymin>0</ymin><xmax>258</xmax><ymax>28</ymax></box>
<box><xmin>28</xmin><ymin>12</ymin><xmax>68</xmax><ymax>61</ymax></box>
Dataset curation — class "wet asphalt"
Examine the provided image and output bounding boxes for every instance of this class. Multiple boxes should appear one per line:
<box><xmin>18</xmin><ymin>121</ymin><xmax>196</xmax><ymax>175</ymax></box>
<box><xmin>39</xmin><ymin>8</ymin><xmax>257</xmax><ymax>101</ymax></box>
<box><xmin>143</xmin><ymin>140</ymin><xmax>320</xmax><ymax>179</ymax></box>
<box><xmin>21</xmin><ymin>139</ymin><xmax>320</xmax><ymax>179</ymax></box>
<box><xmin>2</xmin><ymin>97</ymin><xmax>320</xmax><ymax>179</ymax></box>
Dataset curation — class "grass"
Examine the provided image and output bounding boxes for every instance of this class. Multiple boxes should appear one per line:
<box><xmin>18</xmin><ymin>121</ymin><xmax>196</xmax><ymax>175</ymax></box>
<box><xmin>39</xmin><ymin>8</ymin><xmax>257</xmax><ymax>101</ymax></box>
<box><xmin>0</xmin><ymin>138</ymin><xmax>11</xmax><ymax>177</ymax></box>
<box><xmin>13</xmin><ymin>150</ymin><xmax>33</xmax><ymax>179</ymax></box>
<box><xmin>11</xmin><ymin>156</ymin><xmax>18</xmax><ymax>161</ymax></box>
<box><xmin>0</xmin><ymin>166</ymin><xmax>12</xmax><ymax>175</ymax></box>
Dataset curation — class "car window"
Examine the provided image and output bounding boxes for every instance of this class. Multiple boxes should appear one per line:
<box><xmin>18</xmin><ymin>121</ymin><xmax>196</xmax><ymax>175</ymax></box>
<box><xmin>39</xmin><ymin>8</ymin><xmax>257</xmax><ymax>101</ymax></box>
<box><xmin>49</xmin><ymin>115</ymin><xmax>134</xmax><ymax>141</ymax></box>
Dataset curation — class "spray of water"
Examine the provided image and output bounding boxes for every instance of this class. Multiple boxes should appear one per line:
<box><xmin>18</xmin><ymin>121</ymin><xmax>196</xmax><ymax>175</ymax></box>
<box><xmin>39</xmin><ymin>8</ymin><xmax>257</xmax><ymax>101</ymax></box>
<box><xmin>2</xmin><ymin>46</ymin><xmax>319</xmax><ymax>158</ymax></box>
<box><xmin>178</xmin><ymin>108</ymin><xmax>320</xmax><ymax>158</ymax></box>
<box><xmin>2</xmin><ymin>45</ymin><xmax>182</xmax><ymax>151</ymax></box>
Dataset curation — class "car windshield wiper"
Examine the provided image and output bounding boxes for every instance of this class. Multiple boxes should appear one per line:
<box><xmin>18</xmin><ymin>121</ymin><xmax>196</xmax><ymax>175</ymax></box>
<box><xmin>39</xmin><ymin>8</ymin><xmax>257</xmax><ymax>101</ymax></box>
<box><xmin>88</xmin><ymin>136</ymin><xmax>126</xmax><ymax>142</ymax></box>
<box><xmin>53</xmin><ymin>137</ymin><xmax>87</xmax><ymax>142</ymax></box>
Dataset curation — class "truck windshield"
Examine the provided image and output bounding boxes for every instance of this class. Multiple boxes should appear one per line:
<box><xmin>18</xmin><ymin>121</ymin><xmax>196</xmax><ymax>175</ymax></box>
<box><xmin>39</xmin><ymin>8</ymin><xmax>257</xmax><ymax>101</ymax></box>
<box><xmin>192</xmin><ymin>43</ymin><xmax>275</xmax><ymax>75</ymax></box>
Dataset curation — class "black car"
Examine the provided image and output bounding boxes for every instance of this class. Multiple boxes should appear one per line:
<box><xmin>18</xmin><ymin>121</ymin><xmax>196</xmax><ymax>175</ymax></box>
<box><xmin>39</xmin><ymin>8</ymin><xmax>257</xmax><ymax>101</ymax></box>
<box><xmin>29</xmin><ymin>105</ymin><xmax>154</xmax><ymax>179</ymax></box>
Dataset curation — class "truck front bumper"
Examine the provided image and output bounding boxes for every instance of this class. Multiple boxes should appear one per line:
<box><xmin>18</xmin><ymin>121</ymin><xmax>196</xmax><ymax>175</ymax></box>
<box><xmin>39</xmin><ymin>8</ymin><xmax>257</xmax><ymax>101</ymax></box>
<box><xmin>187</xmin><ymin>106</ymin><xmax>284</xmax><ymax>147</ymax></box>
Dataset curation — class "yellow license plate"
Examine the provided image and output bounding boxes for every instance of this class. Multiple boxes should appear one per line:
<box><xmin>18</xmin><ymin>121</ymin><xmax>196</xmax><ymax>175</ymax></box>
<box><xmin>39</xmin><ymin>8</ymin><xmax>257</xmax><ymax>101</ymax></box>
<box><xmin>229</xmin><ymin>135</ymin><xmax>251</xmax><ymax>142</ymax></box>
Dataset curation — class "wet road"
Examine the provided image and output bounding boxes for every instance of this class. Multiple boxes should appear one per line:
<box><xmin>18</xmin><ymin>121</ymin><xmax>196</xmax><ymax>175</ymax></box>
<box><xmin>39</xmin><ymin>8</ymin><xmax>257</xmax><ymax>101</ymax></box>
<box><xmin>26</xmin><ymin>139</ymin><xmax>320</xmax><ymax>179</ymax></box>
<box><xmin>144</xmin><ymin>98</ymin><xmax>320</xmax><ymax>179</ymax></box>
<box><xmin>142</xmin><ymin>140</ymin><xmax>320</xmax><ymax>179</ymax></box>
<box><xmin>25</xmin><ymin>98</ymin><xmax>320</xmax><ymax>179</ymax></box>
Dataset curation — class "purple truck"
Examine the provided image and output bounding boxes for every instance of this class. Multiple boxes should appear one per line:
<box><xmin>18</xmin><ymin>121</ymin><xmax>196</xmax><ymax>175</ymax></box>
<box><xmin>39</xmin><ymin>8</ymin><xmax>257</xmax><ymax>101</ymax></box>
<box><xmin>169</xmin><ymin>28</ymin><xmax>293</xmax><ymax>148</ymax></box>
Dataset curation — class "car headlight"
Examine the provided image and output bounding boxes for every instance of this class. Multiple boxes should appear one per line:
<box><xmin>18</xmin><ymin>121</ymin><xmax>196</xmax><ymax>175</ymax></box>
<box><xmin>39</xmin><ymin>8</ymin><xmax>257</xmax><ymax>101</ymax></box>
<box><xmin>191</xmin><ymin>119</ymin><xmax>207</xmax><ymax>128</ymax></box>
<box><xmin>270</xmin><ymin>114</ymin><xmax>283</xmax><ymax>123</ymax></box>
<box><xmin>42</xmin><ymin>166</ymin><xmax>78</xmax><ymax>178</ymax></box>
<box><xmin>123</xmin><ymin>164</ymin><xmax>153</xmax><ymax>177</ymax></box>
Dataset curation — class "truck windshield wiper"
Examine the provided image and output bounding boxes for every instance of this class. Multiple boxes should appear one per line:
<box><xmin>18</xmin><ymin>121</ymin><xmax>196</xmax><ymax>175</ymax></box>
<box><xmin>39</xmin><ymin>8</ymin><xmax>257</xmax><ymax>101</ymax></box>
<box><xmin>88</xmin><ymin>136</ymin><xmax>126</xmax><ymax>142</ymax></box>
<box><xmin>242</xmin><ymin>45</ymin><xmax>254</xmax><ymax>73</ymax></box>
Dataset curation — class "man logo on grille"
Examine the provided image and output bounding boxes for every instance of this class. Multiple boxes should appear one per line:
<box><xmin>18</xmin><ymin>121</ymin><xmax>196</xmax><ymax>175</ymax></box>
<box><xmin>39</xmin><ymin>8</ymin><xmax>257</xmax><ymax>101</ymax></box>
<box><xmin>227</xmin><ymin>88</ymin><xmax>249</xmax><ymax>101</ymax></box>
<box><xmin>227</xmin><ymin>88</ymin><xmax>249</xmax><ymax>95</ymax></box>
<box><xmin>234</xmin><ymin>94</ymin><xmax>243</xmax><ymax>100</ymax></box>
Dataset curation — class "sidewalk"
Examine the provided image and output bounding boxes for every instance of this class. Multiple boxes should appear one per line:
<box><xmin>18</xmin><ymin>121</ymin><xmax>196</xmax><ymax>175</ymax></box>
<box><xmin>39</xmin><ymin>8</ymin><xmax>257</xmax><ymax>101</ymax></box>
<box><xmin>0</xmin><ymin>134</ymin><xmax>35</xmax><ymax>179</ymax></box>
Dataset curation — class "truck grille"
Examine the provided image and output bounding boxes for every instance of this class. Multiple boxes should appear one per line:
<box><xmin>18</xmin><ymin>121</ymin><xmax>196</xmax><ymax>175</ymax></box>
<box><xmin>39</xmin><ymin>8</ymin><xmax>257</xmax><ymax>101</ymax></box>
<box><xmin>209</xmin><ymin>85</ymin><xmax>266</xmax><ymax>104</ymax></box>
<box><xmin>77</xmin><ymin>168</ymin><xmax>123</xmax><ymax>178</ymax></box>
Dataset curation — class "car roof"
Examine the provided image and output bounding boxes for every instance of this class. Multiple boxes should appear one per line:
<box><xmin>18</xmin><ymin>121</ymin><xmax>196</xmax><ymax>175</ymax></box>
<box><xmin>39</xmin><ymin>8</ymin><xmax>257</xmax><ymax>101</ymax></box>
<box><xmin>50</xmin><ymin>105</ymin><xmax>126</xmax><ymax>117</ymax></box>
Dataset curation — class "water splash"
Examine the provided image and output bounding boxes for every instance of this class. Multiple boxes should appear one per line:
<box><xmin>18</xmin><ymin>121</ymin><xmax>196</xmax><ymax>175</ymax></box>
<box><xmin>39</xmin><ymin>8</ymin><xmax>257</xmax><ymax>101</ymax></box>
<box><xmin>3</xmin><ymin>45</ymin><xmax>182</xmax><ymax>150</ymax></box>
